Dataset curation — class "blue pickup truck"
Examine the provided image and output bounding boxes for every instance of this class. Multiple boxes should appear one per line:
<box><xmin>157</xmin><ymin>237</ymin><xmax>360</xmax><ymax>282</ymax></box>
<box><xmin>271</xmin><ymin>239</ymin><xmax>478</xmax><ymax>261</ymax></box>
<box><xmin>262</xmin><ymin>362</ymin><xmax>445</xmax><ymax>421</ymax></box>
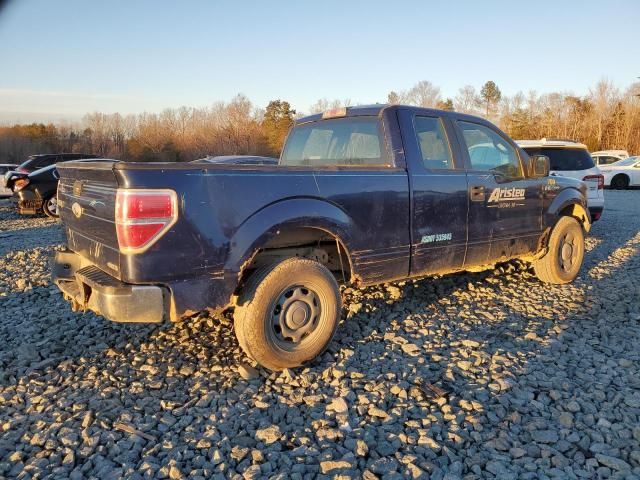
<box><xmin>53</xmin><ymin>105</ymin><xmax>590</xmax><ymax>369</ymax></box>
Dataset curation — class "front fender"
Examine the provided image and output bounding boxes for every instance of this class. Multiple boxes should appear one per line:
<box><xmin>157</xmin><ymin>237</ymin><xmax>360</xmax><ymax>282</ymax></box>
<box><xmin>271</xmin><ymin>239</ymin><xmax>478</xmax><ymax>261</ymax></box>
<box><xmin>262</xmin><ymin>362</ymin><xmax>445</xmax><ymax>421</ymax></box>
<box><xmin>224</xmin><ymin>197</ymin><xmax>355</xmax><ymax>276</ymax></box>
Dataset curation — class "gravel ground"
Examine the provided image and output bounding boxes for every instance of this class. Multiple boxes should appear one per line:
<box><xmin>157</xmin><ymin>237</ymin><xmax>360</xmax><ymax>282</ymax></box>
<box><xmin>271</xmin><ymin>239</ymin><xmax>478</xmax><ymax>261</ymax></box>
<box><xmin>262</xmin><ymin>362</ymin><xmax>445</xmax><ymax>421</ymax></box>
<box><xmin>0</xmin><ymin>192</ymin><xmax>639</xmax><ymax>480</ymax></box>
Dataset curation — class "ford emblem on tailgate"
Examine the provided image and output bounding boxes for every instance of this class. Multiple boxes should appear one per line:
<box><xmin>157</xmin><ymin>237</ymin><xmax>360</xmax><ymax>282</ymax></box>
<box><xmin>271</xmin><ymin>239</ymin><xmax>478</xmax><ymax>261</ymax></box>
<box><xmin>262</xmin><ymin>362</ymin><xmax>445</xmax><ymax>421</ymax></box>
<box><xmin>72</xmin><ymin>202</ymin><xmax>83</xmax><ymax>219</ymax></box>
<box><xmin>73</xmin><ymin>180</ymin><xmax>83</xmax><ymax>196</ymax></box>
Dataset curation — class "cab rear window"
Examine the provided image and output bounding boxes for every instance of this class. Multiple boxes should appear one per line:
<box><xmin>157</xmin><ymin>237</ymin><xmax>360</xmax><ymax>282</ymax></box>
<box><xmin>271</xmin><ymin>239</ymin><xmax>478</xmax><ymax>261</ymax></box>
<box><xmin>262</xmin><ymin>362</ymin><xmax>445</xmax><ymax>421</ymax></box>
<box><xmin>281</xmin><ymin>117</ymin><xmax>389</xmax><ymax>167</ymax></box>
<box><xmin>523</xmin><ymin>147</ymin><xmax>595</xmax><ymax>171</ymax></box>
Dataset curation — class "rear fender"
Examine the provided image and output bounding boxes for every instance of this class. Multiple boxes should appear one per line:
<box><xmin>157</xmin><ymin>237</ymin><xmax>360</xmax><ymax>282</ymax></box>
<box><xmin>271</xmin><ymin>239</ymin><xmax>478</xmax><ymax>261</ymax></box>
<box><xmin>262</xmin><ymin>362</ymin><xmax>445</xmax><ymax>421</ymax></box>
<box><xmin>224</xmin><ymin>198</ymin><xmax>355</xmax><ymax>279</ymax></box>
<box><xmin>546</xmin><ymin>188</ymin><xmax>591</xmax><ymax>233</ymax></box>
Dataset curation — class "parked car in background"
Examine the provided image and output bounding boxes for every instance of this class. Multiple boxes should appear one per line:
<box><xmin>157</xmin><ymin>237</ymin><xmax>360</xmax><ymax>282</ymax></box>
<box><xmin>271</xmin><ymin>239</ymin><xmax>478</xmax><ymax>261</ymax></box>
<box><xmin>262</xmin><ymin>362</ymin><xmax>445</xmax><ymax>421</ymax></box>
<box><xmin>193</xmin><ymin>155</ymin><xmax>279</xmax><ymax>165</ymax></box>
<box><xmin>14</xmin><ymin>153</ymin><xmax>98</xmax><ymax>174</ymax></box>
<box><xmin>12</xmin><ymin>165</ymin><xmax>61</xmax><ymax>217</ymax></box>
<box><xmin>4</xmin><ymin>153</ymin><xmax>98</xmax><ymax>195</ymax></box>
<box><xmin>0</xmin><ymin>164</ymin><xmax>18</xmax><ymax>197</ymax></box>
<box><xmin>12</xmin><ymin>159</ymin><xmax>111</xmax><ymax>217</ymax></box>
<box><xmin>591</xmin><ymin>150</ymin><xmax>629</xmax><ymax>166</ymax></box>
<box><xmin>600</xmin><ymin>156</ymin><xmax>640</xmax><ymax>189</ymax></box>
<box><xmin>517</xmin><ymin>139</ymin><xmax>604</xmax><ymax>221</ymax></box>
<box><xmin>53</xmin><ymin>105</ymin><xmax>590</xmax><ymax>370</ymax></box>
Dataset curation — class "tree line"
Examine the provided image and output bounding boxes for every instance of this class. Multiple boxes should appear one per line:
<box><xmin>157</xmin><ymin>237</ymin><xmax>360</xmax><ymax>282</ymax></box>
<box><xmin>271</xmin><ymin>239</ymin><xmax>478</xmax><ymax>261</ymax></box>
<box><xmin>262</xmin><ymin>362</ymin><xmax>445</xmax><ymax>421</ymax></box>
<box><xmin>1</xmin><ymin>79</ymin><xmax>638</xmax><ymax>164</ymax></box>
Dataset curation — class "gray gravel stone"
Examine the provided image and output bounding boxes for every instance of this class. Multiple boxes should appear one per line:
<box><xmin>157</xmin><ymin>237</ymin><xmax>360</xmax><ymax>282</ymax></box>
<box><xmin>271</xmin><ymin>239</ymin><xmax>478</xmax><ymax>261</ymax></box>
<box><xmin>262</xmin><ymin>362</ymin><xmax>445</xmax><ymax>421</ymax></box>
<box><xmin>531</xmin><ymin>430</ymin><xmax>559</xmax><ymax>444</ymax></box>
<box><xmin>255</xmin><ymin>425</ymin><xmax>281</xmax><ymax>445</ymax></box>
<box><xmin>369</xmin><ymin>457</ymin><xmax>399</xmax><ymax>475</ymax></box>
<box><xmin>595</xmin><ymin>453</ymin><xmax>631</xmax><ymax>471</ymax></box>
<box><xmin>238</xmin><ymin>363</ymin><xmax>259</xmax><ymax>380</ymax></box>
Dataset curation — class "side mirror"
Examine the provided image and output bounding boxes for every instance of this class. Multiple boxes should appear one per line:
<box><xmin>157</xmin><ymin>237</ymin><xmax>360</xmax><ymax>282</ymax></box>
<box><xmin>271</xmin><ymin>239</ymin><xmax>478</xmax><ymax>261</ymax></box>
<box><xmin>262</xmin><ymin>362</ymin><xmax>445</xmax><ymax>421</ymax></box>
<box><xmin>528</xmin><ymin>154</ymin><xmax>550</xmax><ymax>177</ymax></box>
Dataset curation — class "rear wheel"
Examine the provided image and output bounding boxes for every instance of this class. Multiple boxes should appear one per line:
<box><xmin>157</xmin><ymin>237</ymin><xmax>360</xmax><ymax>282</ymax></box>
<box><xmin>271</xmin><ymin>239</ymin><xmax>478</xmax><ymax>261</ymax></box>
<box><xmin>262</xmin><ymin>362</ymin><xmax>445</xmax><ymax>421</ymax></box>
<box><xmin>533</xmin><ymin>216</ymin><xmax>584</xmax><ymax>284</ymax></box>
<box><xmin>234</xmin><ymin>257</ymin><xmax>341</xmax><ymax>370</ymax></box>
<box><xmin>43</xmin><ymin>195</ymin><xmax>59</xmax><ymax>218</ymax></box>
<box><xmin>611</xmin><ymin>174</ymin><xmax>630</xmax><ymax>190</ymax></box>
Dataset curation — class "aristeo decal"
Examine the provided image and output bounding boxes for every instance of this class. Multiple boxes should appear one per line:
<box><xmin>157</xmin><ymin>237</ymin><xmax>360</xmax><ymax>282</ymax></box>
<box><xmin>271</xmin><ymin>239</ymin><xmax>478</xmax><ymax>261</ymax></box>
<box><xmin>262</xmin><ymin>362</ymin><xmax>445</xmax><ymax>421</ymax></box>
<box><xmin>487</xmin><ymin>187</ymin><xmax>526</xmax><ymax>208</ymax></box>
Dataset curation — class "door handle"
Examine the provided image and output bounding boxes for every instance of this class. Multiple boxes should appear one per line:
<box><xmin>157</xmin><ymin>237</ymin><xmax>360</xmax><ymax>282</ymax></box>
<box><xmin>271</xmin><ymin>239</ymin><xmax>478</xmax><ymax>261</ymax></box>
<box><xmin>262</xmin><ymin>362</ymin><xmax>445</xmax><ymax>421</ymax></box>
<box><xmin>470</xmin><ymin>185</ymin><xmax>485</xmax><ymax>202</ymax></box>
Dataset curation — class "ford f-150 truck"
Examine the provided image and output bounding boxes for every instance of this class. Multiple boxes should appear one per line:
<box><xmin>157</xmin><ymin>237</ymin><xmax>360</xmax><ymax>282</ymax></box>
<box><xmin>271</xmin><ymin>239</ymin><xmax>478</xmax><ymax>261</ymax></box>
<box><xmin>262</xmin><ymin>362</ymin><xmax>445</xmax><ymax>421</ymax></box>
<box><xmin>52</xmin><ymin>105</ymin><xmax>590</xmax><ymax>370</ymax></box>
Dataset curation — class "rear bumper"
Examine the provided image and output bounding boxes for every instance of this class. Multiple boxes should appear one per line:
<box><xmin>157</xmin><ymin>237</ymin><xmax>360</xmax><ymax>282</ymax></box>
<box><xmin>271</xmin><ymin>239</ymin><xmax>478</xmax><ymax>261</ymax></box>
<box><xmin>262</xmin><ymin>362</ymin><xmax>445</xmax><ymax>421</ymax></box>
<box><xmin>15</xmin><ymin>190</ymin><xmax>43</xmax><ymax>214</ymax></box>
<box><xmin>52</xmin><ymin>250</ymin><xmax>167</xmax><ymax>323</ymax></box>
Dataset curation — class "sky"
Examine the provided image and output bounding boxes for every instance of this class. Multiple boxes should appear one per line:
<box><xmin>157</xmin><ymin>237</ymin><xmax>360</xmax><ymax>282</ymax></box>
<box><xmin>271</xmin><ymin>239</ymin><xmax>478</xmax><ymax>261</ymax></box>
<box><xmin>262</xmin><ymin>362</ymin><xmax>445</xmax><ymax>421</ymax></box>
<box><xmin>0</xmin><ymin>0</ymin><xmax>638</xmax><ymax>123</ymax></box>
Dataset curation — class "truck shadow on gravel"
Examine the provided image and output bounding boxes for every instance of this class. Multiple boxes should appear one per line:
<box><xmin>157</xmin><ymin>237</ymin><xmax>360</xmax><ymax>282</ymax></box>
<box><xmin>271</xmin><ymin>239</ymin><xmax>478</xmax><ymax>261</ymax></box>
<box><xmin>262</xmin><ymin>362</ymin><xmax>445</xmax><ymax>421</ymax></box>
<box><xmin>1</xmin><ymin>218</ymin><xmax>639</xmax><ymax>477</ymax></box>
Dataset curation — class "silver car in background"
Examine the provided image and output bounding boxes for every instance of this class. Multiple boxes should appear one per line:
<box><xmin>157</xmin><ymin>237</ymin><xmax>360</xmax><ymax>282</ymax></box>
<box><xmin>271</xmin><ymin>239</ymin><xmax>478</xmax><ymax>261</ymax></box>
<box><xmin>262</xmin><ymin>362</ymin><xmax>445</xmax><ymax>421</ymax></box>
<box><xmin>0</xmin><ymin>164</ymin><xmax>18</xmax><ymax>197</ymax></box>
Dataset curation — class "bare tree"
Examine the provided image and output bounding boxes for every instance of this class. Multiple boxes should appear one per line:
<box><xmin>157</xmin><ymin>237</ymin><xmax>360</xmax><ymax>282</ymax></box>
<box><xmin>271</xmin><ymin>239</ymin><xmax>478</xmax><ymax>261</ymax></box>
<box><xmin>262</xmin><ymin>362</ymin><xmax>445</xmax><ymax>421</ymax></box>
<box><xmin>308</xmin><ymin>98</ymin><xmax>353</xmax><ymax>114</ymax></box>
<box><xmin>405</xmin><ymin>81</ymin><xmax>442</xmax><ymax>108</ymax></box>
<box><xmin>455</xmin><ymin>85</ymin><xmax>480</xmax><ymax>115</ymax></box>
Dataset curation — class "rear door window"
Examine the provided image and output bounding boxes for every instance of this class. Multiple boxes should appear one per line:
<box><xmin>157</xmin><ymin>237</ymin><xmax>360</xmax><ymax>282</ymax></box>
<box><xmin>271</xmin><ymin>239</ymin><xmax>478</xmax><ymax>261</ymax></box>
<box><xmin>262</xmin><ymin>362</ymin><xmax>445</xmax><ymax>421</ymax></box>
<box><xmin>597</xmin><ymin>155</ymin><xmax>619</xmax><ymax>165</ymax></box>
<box><xmin>414</xmin><ymin>116</ymin><xmax>454</xmax><ymax>170</ymax></box>
<box><xmin>281</xmin><ymin>117</ymin><xmax>389</xmax><ymax>167</ymax></box>
<box><xmin>523</xmin><ymin>148</ymin><xmax>595</xmax><ymax>171</ymax></box>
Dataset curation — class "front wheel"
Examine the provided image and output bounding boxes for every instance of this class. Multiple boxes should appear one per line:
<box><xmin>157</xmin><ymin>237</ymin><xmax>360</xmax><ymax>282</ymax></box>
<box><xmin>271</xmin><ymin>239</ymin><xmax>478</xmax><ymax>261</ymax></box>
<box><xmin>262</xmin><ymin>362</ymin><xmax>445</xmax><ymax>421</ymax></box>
<box><xmin>533</xmin><ymin>216</ymin><xmax>585</xmax><ymax>284</ymax></box>
<box><xmin>43</xmin><ymin>195</ymin><xmax>59</xmax><ymax>218</ymax></box>
<box><xmin>234</xmin><ymin>257</ymin><xmax>342</xmax><ymax>370</ymax></box>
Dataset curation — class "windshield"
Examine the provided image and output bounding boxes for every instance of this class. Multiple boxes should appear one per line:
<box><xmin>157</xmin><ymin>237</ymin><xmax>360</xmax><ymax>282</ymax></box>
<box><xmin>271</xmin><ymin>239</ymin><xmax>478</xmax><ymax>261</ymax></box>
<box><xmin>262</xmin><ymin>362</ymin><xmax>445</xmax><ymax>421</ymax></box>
<box><xmin>522</xmin><ymin>147</ymin><xmax>595</xmax><ymax>171</ymax></box>
<box><xmin>609</xmin><ymin>156</ymin><xmax>638</xmax><ymax>167</ymax></box>
<box><xmin>281</xmin><ymin>117</ymin><xmax>388</xmax><ymax>167</ymax></box>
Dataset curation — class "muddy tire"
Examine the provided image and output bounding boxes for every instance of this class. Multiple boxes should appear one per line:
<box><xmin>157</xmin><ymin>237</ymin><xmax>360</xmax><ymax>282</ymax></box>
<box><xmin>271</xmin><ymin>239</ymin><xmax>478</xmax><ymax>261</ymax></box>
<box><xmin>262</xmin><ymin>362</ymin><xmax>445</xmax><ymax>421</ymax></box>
<box><xmin>42</xmin><ymin>195</ymin><xmax>59</xmax><ymax>218</ymax></box>
<box><xmin>533</xmin><ymin>216</ymin><xmax>584</xmax><ymax>284</ymax></box>
<box><xmin>234</xmin><ymin>257</ymin><xmax>341</xmax><ymax>370</ymax></box>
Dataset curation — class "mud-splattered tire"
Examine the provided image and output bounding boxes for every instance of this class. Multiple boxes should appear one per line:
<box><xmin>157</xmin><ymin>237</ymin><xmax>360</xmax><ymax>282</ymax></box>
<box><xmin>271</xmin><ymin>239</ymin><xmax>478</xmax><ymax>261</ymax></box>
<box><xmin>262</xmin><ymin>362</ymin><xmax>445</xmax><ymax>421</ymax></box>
<box><xmin>234</xmin><ymin>257</ymin><xmax>341</xmax><ymax>371</ymax></box>
<box><xmin>533</xmin><ymin>216</ymin><xmax>584</xmax><ymax>284</ymax></box>
<box><xmin>43</xmin><ymin>195</ymin><xmax>59</xmax><ymax>218</ymax></box>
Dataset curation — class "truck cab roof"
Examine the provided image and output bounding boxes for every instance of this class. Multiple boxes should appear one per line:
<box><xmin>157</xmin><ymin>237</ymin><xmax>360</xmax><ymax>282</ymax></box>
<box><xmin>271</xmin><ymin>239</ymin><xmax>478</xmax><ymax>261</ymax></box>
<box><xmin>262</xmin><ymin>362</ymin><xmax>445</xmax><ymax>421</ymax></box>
<box><xmin>296</xmin><ymin>104</ymin><xmax>494</xmax><ymax>126</ymax></box>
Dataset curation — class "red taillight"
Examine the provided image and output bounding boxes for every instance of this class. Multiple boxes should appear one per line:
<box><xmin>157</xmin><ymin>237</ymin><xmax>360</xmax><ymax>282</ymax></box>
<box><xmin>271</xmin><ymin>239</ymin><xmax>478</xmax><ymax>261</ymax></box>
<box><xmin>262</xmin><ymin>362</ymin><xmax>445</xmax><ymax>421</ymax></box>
<box><xmin>17</xmin><ymin>167</ymin><xmax>29</xmax><ymax>173</ymax></box>
<box><xmin>13</xmin><ymin>178</ymin><xmax>29</xmax><ymax>191</ymax></box>
<box><xmin>583</xmin><ymin>175</ymin><xmax>604</xmax><ymax>190</ymax></box>
<box><xmin>115</xmin><ymin>189</ymin><xmax>177</xmax><ymax>253</ymax></box>
<box><xmin>118</xmin><ymin>192</ymin><xmax>174</xmax><ymax>219</ymax></box>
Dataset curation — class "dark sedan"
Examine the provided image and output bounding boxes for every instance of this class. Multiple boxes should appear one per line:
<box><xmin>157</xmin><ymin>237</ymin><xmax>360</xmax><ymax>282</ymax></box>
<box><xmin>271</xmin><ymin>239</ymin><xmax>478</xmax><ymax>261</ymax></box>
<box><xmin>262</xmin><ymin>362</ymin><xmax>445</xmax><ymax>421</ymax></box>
<box><xmin>4</xmin><ymin>153</ymin><xmax>97</xmax><ymax>195</ymax></box>
<box><xmin>12</xmin><ymin>165</ymin><xmax>60</xmax><ymax>217</ymax></box>
<box><xmin>15</xmin><ymin>153</ymin><xmax>98</xmax><ymax>174</ymax></box>
<box><xmin>13</xmin><ymin>158</ymin><xmax>112</xmax><ymax>217</ymax></box>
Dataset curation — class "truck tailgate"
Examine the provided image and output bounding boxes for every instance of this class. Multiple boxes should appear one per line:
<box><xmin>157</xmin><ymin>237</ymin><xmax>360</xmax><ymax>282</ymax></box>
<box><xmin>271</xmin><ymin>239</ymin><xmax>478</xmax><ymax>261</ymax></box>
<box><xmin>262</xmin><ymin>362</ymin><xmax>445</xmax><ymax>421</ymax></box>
<box><xmin>57</xmin><ymin>161</ymin><xmax>122</xmax><ymax>279</ymax></box>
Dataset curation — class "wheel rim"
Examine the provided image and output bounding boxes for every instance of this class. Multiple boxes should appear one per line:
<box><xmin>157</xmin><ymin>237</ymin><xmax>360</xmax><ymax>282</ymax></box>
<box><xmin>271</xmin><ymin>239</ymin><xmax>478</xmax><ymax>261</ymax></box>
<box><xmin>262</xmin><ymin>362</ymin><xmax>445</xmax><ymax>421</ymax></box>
<box><xmin>558</xmin><ymin>232</ymin><xmax>578</xmax><ymax>273</ymax></box>
<box><xmin>47</xmin><ymin>197</ymin><xmax>58</xmax><ymax>215</ymax></box>
<box><xmin>270</xmin><ymin>285</ymin><xmax>321</xmax><ymax>347</ymax></box>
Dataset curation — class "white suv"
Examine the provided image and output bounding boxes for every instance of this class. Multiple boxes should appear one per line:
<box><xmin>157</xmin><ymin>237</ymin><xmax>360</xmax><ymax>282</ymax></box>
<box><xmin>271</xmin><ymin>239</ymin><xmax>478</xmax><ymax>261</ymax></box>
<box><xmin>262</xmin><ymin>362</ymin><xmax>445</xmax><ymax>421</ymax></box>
<box><xmin>516</xmin><ymin>139</ymin><xmax>604</xmax><ymax>221</ymax></box>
